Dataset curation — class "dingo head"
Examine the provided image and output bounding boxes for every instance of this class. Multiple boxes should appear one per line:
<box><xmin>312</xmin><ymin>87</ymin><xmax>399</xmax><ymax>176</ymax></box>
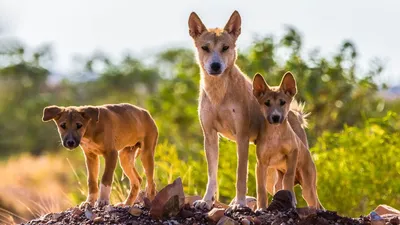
<box><xmin>253</xmin><ymin>72</ymin><xmax>297</xmax><ymax>125</ymax></box>
<box><xmin>42</xmin><ymin>105</ymin><xmax>99</xmax><ymax>150</ymax></box>
<box><xmin>188</xmin><ymin>11</ymin><xmax>241</xmax><ymax>76</ymax></box>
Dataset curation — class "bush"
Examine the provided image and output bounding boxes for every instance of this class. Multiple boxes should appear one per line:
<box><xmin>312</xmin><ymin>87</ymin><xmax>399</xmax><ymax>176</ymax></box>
<box><xmin>313</xmin><ymin>111</ymin><xmax>400</xmax><ymax>216</ymax></box>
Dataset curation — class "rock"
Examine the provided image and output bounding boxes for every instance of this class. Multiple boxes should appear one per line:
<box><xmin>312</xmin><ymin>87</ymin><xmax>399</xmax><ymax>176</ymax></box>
<box><xmin>267</xmin><ymin>190</ymin><xmax>296</xmax><ymax>211</ymax></box>
<box><xmin>390</xmin><ymin>216</ymin><xmax>400</xmax><ymax>225</ymax></box>
<box><xmin>84</xmin><ymin>208</ymin><xmax>96</xmax><ymax>220</ymax></box>
<box><xmin>207</xmin><ymin>208</ymin><xmax>226</xmax><ymax>223</ymax></box>
<box><xmin>253</xmin><ymin>217</ymin><xmax>262</xmax><ymax>225</ymax></box>
<box><xmin>382</xmin><ymin>214</ymin><xmax>400</xmax><ymax>221</ymax></box>
<box><xmin>41</xmin><ymin>212</ymin><xmax>63</xmax><ymax>221</ymax></box>
<box><xmin>369</xmin><ymin>211</ymin><xmax>385</xmax><ymax>225</ymax></box>
<box><xmin>184</xmin><ymin>195</ymin><xmax>202</xmax><ymax>205</ymax></box>
<box><xmin>129</xmin><ymin>206</ymin><xmax>143</xmax><ymax>216</ymax></box>
<box><xmin>241</xmin><ymin>218</ymin><xmax>251</xmax><ymax>225</ymax></box>
<box><xmin>370</xmin><ymin>220</ymin><xmax>385</xmax><ymax>225</ymax></box>
<box><xmin>150</xmin><ymin>177</ymin><xmax>185</xmax><ymax>219</ymax></box>
<box><xmin>375</xmin><ymin>205</ymin><xmax>400</xmax><ymax>216</ymax></box>
<box><xmin>93</xmin><ymin>216</ymin><xmax>104</xmax><ymax>223</ymax></box>
<box><xmin>217</xmin><ymin>216</ymin><xmax>239</xmax><ymax>225</ymax></box>
<box><xmin>296</xmin><ymin>207</ymin><xmax>317</xmax><ymax>219</ymax></box>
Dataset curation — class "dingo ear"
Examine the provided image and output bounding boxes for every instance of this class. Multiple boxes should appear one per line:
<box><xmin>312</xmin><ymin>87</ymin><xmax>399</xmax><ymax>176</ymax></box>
<box><xmin>80</xmin><ymin>106</ymin><xmax>99</xmax><ymax>123</ymax></box>
<box><xmin>42</xmin><ymin>105</ymin><xmax>64</xmax><ymax>122</ymax></box>
<box><xmin>224</xmin><ymin>10</ymin><xmax>241</xmax><ymax>39</ymax></box>
<box><xmin>280</xmin><ymin>72</ymin><xmax>297</xmax><ymax>97</ymax></box>
<box><xmin>253</xmin><ymin>73</ymin><xmax>269</xmax><ymax>98</ymax></box>
<box><xmin>188</xmin><ymin>12</ymin><xmax>207</xmax><ymax>39</ymax></box>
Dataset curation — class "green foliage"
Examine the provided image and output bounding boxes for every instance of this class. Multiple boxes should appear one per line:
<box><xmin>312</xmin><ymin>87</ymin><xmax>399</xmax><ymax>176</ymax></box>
<box><xmin>313</xmin><ymin>112</ymin><xmax>400</xmax><ymax>216</ymax></box>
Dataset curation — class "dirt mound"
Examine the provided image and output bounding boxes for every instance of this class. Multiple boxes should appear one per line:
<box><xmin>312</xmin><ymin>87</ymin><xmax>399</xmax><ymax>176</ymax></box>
<box><xmin>19</xmin><ymin>180</ymin><xmax>400</xmax><ymax>225</ymax></box>
<box><xmin>20</xmin><ymin>203</ymin><xmax>375</xmax><ymax>225</ymax></box>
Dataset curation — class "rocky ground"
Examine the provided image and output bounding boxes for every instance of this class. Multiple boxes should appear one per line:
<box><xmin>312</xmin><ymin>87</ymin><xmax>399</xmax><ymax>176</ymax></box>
<box><xmin>20</xmin><ymin>178</ymin><xmax>400</xmax><ymax>225</ymax></box>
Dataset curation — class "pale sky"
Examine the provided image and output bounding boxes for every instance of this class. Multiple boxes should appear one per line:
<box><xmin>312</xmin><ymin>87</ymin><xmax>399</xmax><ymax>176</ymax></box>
<box><xmin>0</xmin><ymin>0</ymin><xmax>399</xmax><ymax>85</ymax></box>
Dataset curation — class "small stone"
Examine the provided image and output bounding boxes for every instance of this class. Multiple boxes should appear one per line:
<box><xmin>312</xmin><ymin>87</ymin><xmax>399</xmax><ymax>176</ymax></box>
<box><xmin>370</xmin><ymin>211</ymin><xmax>386</xmax><ymax>225</ymax></box>
<box><xmin>375</xmin><ymin>205</ymin><xmax>400</xmax><ymax>216</ymax></box>
<box><xmin>217</xmin><ymin>216</ymin><xmax>239</xmax><ymax>225</ymax></box>
<box><xmin>129</xmin><ymin>206</ymin><xmax>143</xmax><ymax>217</ymax></box>
<box><xmin>51</xmin><ymin>213</ymin><xmax>62</xmax><ymax>220</ymax></box>
<box><xmin>72</xmin><ymin>208</ymin><xmax>84</xmax><ymax>217</ymax></box>
<box><xmin>390</xmin><ymin>216</ymin><xmax>400</xmax><ymax>225</ymax></box>
<box><xmin>241</xmin><ymin>218</ymin><xmax>251</xmax><ymax>225</ymax></box>
<box><xmin>253</xmin><ymin>217</ymin><xmax>262</xmax><ymax>225</ymax></box>
<box><xmin>371</xmin><ymin>221</ymin><xmax>386</xmax><ymax>225</ymax></box>
<box><xmin>84</xmin><ymin>209</ymin><xmax>96</xmax><ymax>220</ymax></box>
<box><xmin>93</xmin><ymin>216</ymin><xmax>103</xmax><ymax>223</ymax></box>
<box><xmin>207</xmin><ymin>208</ymin><xmax>226</xmax><ymax>223</ymax></box>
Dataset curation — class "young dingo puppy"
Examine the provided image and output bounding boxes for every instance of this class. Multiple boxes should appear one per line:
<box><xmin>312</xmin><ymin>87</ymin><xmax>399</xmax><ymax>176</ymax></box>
<box><xmin>252</xmin><ymin>72</ymin><xmax>323</xmax><ymax>210</ymax></box>
<box><xmin>42</xmin><ymin>103</ymin><xmax>158</xmax><ymax>207</ymax></box>
<box><xmin>188</xmin><ymin>11</ymin><xmax>310</xmax><ymax>210</ymax></box>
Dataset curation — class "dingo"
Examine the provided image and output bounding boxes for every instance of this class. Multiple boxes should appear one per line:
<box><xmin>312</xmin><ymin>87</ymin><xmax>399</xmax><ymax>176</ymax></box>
<box><xmin>252</xmin><ymin>72</ymin><xmax>323</xmax><ymax>210</ymax></box>
<box><xmin>42</xmin><ymin>103</ymin><xmax>158</xmax><ymax>207</ymax></box>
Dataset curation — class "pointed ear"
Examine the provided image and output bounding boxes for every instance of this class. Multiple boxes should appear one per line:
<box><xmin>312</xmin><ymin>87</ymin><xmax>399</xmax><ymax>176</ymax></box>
<box><xmin>188</xmin><ymin>12</ymin><xmax>207</xmax><ymax>39</ymax></box>
<box><xmin>80</xmin><ymin>106</ymin><xmax>99</xmax><ymax>123</ymax></box>
<box><xmin>224</xmin><ymin>10</ymin><xmax>241</xmax><ymax>39</ymax></box>
<box><xmin>42</xmin><ymin>105</ymin><xmax>64</xmax><ymax>122</ymax></box>
<box><xmin>280</xmin><ymin>72</ymin><xmax>297</xmax><ymax>97</ymax></box>
<box><xmin>253</xmin><ymin>73</ymin><xmax>269</xmax><ymax>98</ymax></box>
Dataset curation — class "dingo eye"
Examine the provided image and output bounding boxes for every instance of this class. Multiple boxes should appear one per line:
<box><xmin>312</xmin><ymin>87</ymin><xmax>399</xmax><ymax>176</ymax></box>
<box><xmin>201</xmin><ymin>46</ymin><xmax>210</xmax><ymax>52</ymax></box>
<box><xmin>76</xmin><ymin>123</ymin><xmax>83</xmax><ymax>129</ymax></box>
<box><xmin>60</xmin><ymin>123</ymin><xmax>66</xmax><ymax>129</ymax></box>
<box><xmin>265</xmin><ymin>100</ymin><xmax>271</xmax><ymax>107</ymax></box>
<box><xmin>222</xmin><ymin>46</ymin><xmax>229</xmax><ymax>52</ymax></box>
<box><xmin>280</xmin><ymin>100</ymin><xmax>286</xmax><ymax>106</ymax></box>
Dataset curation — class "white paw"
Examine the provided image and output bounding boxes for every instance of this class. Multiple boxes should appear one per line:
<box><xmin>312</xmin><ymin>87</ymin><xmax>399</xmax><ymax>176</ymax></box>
<box><xmin>225</xmin><ymin>198</ymin><xmax>250</xmax><ymax>213</ymax></box>
<box><xmin>229</xmin><ymin>198</ymin><xmax>246</xmax><ymax>207</ymax></box>
<box><xmin>193</xmin><ymin>199</ymin><xmax>213</xmax><ymax>210</ymax></box>
<box><xmin>79</xmin><ymin>200</ymin><xmax>94</xmax><ymax>209</ymax></box>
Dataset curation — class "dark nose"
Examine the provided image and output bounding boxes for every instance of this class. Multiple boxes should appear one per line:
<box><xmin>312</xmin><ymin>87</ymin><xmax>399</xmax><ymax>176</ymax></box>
<box><xmin>272</xmin><ymin>115</ymin><xmax>280</xmax><ymax>123</ymax></box>
<box><xmin>210</xmin><ymin>62</ymin><xmax>221</xmax><ymax>72</ymax></box>
<box><xmin>66</xmin><ymin>140</ymin><xmax>76</xmax><ymax>148</ymax></box>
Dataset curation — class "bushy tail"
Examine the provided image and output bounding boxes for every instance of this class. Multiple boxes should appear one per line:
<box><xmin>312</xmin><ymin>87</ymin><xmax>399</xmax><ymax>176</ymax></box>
<box><xmin>290</xmin><ymin>100</ymin><xmax>310</xmax><ymax>128</ymax></box>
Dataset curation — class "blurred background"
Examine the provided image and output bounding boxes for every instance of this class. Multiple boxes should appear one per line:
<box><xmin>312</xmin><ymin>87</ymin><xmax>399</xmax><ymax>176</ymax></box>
<box><xmin>0</xmin><ymin>0</ymin><xmax>399</xmax><ymax>223</ymax></box>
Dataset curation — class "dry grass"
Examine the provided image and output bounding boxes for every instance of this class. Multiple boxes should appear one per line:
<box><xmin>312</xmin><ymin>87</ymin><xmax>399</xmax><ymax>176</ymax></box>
<box><xmin>0</xmin><ymin>152</ymin><xmax>134</xmax><ymax>224</ymax></box>
<box><xmin>0</xmin><ymin>154</ymin><xmax>77</xmax><ymax>223</ymax></box>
